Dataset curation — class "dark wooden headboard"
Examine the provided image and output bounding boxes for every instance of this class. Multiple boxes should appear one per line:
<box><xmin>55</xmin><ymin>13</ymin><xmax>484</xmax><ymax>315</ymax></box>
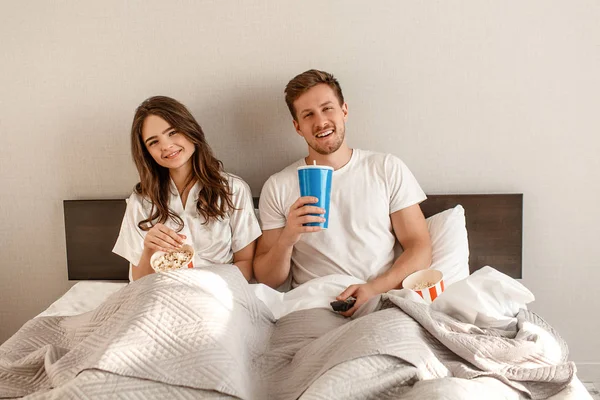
<box><xmin>63</xmin><ymin>194</ymin><xmax>522</xmax><ymax>281</ymax></box>
<box><xmin>420</xmin><ymin>194</ymin><xmax>522</xmax><ymax>279</ymax></box>
<box><xmin>64</xmin><ymin>200</ymin><xmax>129</xmax><ymax>280</ymax></box>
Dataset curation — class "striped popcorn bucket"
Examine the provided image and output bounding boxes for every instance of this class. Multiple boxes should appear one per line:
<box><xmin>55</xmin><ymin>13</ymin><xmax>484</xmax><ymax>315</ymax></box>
<box><xmin>402</xmin><ymin>269</ymin><xmax>445</xmax><ymax>303</ymax></box>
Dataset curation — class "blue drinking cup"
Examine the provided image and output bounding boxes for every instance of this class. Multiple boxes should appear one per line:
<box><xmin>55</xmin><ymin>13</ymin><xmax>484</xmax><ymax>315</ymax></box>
<box><xmin>297</xmin><ymin>165</ymin><xmax>333</xmax><ymax>228</ymax></box>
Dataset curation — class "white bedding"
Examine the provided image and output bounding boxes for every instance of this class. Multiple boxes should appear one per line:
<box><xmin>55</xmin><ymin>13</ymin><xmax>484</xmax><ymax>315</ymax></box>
<box><xmin>36</xmin><ymin>281</ymin><xmax>128</xmax><ymax>318</ymax></box>
<box><xmin>33</xmin><ymin>278</ymin><xmax>591</xmax><ymax>400</ymax></box>
<box><xmin>36</xmin><ymin>275</ymin><xmax>366</xmax><ymax>320</ymax></box>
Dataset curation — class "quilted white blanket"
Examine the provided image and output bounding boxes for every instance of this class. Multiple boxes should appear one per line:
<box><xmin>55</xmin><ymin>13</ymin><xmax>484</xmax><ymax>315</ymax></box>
<box><xmin>0</xmin><ymin>266</ymin><xmax>576</xmax><ymax>399</ymax></box>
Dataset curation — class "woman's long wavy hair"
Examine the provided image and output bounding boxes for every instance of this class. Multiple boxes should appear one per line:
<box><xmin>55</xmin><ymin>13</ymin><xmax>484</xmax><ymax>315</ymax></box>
<box><xmin>131</xmin><ymin>96</ymin><xmax>234</xmax><ymax>231</ymax></box>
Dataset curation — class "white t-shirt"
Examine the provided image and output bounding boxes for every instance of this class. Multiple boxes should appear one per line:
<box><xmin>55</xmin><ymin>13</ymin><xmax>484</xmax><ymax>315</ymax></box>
<box><xmin>259</xmin><ymin>149</ymin><xmax>426</xmax><ymax>287</ymax></box>
<box><xmin>113</xmin><ymin>174</ymin><xmax>261</xmax><ymax>281</ymax></box>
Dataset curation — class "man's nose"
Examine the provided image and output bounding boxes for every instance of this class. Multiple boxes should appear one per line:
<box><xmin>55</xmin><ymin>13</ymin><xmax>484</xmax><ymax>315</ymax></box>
<box><xmin>314</xmin><ymin>112</ymin><xmax>328</xmax><ymax>129</ymax></box>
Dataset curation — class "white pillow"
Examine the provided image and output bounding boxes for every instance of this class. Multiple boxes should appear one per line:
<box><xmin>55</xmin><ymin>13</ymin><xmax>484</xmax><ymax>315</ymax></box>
<box><xmin>426</xmin><ymin>205</ymin><xmax>469</xmax><ymax>287</ymax></box>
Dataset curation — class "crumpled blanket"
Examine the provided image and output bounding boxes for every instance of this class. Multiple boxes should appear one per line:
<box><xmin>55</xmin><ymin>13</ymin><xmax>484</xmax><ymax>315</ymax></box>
<box><xmin>0</xmin><ymin>266</ymin><xmax>575</xmax><ymax>399</ymax></box>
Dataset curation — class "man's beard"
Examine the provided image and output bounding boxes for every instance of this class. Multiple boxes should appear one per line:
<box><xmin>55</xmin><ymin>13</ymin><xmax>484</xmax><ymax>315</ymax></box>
<box><xmin>308</xmin><ymin>125</ymin><xmax>345</xmax><ymax>155</ymax></box>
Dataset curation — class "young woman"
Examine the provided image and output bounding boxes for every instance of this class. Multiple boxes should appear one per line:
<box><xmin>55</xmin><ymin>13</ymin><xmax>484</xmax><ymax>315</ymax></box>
<box><xmin>113</xmin><ymin>96</ymin><xmax>261</xmax><ymax>281</ymax></box>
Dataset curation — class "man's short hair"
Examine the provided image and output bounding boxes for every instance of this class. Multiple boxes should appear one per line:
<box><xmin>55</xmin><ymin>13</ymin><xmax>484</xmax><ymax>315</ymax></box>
<box><xmin>284</xmin><ymin>69</ymin><xmax>344</xmax><ymax>120</ymax></box>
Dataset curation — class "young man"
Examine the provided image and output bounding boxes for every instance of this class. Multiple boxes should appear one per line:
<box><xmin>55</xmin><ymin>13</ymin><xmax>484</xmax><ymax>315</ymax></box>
<box><xmin>254</xmin><ymin>69</ymin><xmax>432</xmax><ymax>316</ymax></box>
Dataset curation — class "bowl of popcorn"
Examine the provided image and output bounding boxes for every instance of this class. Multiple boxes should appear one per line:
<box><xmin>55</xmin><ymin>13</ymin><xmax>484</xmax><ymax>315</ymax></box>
<box><xmin>150</xmin><ymin>244</ymin><xmax>195</xmax><ymax>272</ymax></box>
<box><xmin>402</xmin><ymin>269</ymin><xmax>444</xmax><ymax>303</ymax></box>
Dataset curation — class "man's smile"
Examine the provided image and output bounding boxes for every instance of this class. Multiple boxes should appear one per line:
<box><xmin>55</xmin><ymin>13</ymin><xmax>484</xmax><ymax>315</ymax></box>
<box><xmin>315</xmin><ymin>129</ymin><xmax>333</xmax><ymax>139</ymax></box>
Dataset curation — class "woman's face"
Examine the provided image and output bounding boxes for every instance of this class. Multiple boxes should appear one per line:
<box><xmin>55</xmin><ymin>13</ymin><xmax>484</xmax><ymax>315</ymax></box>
<box><xmin>141</xmin><ymin>114</ymin><xmax>196</xmax><ymax>172</ymax></box>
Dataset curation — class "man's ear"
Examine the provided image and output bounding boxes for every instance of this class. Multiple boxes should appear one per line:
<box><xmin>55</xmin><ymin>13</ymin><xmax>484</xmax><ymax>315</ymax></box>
<box><xmin>293</xmin><ymin>119</ymin><xmax>302</xmax><ymax>136</ymax></box>
<box><xmin>342</xmin><ymin>102</ymin><xmax>348</xmax><ymax>122</ymax></box>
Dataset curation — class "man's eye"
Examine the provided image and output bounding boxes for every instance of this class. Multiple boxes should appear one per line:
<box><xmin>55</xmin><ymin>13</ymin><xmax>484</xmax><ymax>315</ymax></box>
<box><xmin>303</xmin><ymin>113</ymin><xmax>312</xmax><ymax>119</ymax></box>
<box><xmin>324</xmin><ymin>107</ymin><xmax>333</xmax><ymax>111</ymax></box>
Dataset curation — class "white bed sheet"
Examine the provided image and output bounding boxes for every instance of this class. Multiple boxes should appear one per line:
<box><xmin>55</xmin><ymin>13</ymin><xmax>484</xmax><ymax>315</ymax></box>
<box><xmin>36</xmin><ymin>281</ymin><xmax>128</xmax><ymax>318</ymax></box>
<box><xmin>35</xmin><ymin>275</ymin><xmax>367</xmax><ymax>320</ymax></box>
<box><xmin>35</xmin><ymin>280</ymin><xmax>592</xmax><ymax>400</ymax></box>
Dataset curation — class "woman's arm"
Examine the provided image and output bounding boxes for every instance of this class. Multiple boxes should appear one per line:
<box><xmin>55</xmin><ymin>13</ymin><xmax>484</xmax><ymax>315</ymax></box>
<box><xmin>131</xmin><ymin>223</ymin><xmax>187</xmax><ymax>281</ymax></box>
<box><xmin>131</xmin><ymin>248</ymin><xmax>155</xmax><ymax>281</ymax></box>
<box><xmin>233</xmin><ymin>240</ymin><xmax>256</xmax><ymax>282</ymax></box>
<box><xmin>226</xmin><ymin>176</ymin><xmax>262</xmax><ymax>282</ymax></box>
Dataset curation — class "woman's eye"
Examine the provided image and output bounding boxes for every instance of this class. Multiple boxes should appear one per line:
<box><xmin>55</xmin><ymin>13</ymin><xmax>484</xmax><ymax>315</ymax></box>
<box><xmin>168</xmin><ymin>130</ymin><xmax>177</xmax><ymax>136</ymax></box>
<box><xmin>148</xmin><ymin>141</ymin><xmax>157</xmax><ymax>147</ymax></box>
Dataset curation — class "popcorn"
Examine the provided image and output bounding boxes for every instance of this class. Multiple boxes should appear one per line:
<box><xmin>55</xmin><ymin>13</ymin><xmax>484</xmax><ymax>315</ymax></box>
<box><xmin>412</xmin><ymin>281</ymin><xmax>435</xmax><ymax>290</ymax></box>
<box><xmin>152</xmin><ymin>249</ymin><xmax>193</xmax><ymax>272</ymax></box>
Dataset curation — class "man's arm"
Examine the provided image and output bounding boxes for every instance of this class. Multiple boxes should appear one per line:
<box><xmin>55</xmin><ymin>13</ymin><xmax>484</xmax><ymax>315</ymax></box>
<box><xmin>253</xmin><ymin>196</ymin><xmax>325</xmax><ymax>288</ymax></box>
<box><xmin>337</xmin><ymin>203</ymin><xmax>432</xmax><ymax>316</ymax></box>
<box><xmin>370</xmin><ymin>203</ymin><xmax>432</xmax><ymax>292</ymax></box>
<box><xmin>253</xmin><ymin>228</ymin><xmax>293</xmax><ymax>287</ymax></box>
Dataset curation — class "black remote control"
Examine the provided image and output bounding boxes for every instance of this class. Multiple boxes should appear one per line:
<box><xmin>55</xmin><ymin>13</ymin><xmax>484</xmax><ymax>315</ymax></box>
<box><xmin>330</xmin><ymin>297</ymin><xmax>356</xmax><ymax>312</ymax></box>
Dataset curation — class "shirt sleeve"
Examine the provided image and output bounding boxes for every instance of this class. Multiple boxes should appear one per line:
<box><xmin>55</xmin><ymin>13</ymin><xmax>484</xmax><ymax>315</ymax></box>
<box><xmin>112</xmin><ymin>194</ymin><xmax>147</xmax><ymax>281</ymax></box>
<box><xmin>258</xmin><ymin>175</ymin><xmax>287</xmax><ymax>230</ymax></box>
<box><xmin>386</xmin><ymin>155</ymin><xmax>427</xmax><ymax>214</ymax></box>
<box><xmin>229</xmin><ymin>177</ymin><xmax>262</xmax><ymax>253</ymax></box>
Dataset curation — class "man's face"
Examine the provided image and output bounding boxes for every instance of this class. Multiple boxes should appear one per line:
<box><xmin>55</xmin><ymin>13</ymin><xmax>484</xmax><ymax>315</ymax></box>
<box><xmin>292</xmin><ymin>83</ymin><xmax>348</xmax><ymax>155</ymax></box>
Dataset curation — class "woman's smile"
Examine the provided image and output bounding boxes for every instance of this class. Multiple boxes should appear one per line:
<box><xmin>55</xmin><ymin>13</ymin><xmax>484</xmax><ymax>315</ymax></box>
<box><xmin>163</xmin><ymin>149</ymin><xmax>182</xmax><ymax>159</ymax></box>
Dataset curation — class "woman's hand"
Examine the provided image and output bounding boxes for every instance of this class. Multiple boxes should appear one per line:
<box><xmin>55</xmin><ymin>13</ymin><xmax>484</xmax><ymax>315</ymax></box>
<box><xmin>143</xmin><ymin>223</ymin><xmax>186</xmax><ymax>253</ymax></box>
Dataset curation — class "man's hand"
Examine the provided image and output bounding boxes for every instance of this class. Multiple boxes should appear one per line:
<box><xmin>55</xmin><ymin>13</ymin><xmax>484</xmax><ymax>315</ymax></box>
<box><xmin>279</xmin><ymin>196</ymin><xmax>326</xmax><ymax>246</ymax></box>
<box><xmin>253</xmin><ymin>196</ymin><xmax>325</xmax><ymax>288</ymax></box>
<box><xmin>336</xmin><ymin>282</ymin><xmax>380</xmax><ymax>317</ymax></box>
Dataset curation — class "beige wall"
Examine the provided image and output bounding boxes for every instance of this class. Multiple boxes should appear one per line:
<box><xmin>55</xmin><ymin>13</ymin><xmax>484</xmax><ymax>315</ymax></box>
<box><xmin>1</xmin><ymin>0</ymin><xmax>599</xmax><ymax>375</ymax></box>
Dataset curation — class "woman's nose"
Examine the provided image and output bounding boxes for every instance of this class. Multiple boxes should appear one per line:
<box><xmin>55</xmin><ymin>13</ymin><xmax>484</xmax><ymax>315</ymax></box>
<box><xmin>160</xmin><ymin>137</ymin><xmax>175</xmax><ymax>150</ymax></box>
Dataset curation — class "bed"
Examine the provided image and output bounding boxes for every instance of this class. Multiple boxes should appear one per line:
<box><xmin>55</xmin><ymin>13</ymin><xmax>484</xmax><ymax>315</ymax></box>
<box><xmin>0</xmin><ymin>194</ymin><xmax>592</xmax><ymax>399</ymax></box>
